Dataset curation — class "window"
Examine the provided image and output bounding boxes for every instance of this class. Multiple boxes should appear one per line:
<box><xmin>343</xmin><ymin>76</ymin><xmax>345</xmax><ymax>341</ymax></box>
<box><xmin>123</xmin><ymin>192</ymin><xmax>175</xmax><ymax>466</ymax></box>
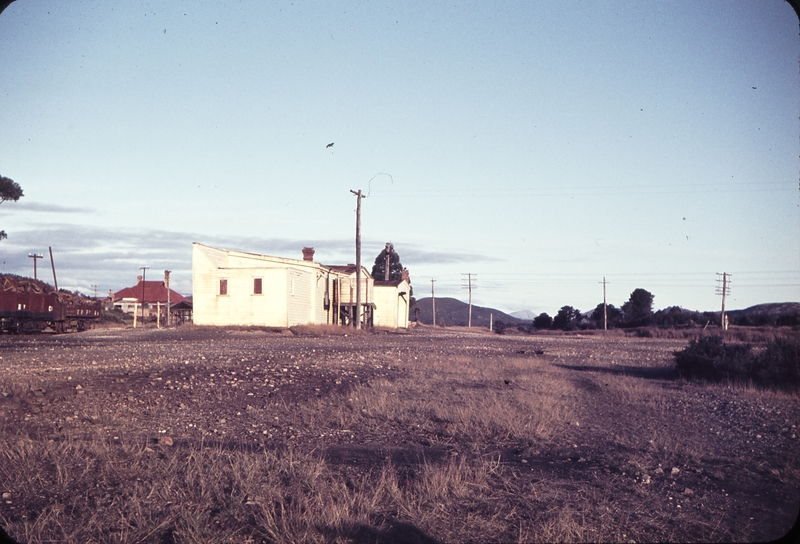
<box><xmin>254</xmin><ymin>278</ymin><xmax>262</xmax><ymax>295</ymax></box>
<box><xmin>219</xmin><ymin>278</ymin><xmax>228</xmax><ymax>296</ymax></box>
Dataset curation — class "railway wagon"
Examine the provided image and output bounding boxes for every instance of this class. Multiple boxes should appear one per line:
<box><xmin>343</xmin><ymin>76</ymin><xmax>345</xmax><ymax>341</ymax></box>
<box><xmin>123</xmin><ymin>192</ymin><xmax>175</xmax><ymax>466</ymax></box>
<box><xmin>0</xmin><ymin>288</ymin><xmax>102</xmax><ymax>333</ymax></box>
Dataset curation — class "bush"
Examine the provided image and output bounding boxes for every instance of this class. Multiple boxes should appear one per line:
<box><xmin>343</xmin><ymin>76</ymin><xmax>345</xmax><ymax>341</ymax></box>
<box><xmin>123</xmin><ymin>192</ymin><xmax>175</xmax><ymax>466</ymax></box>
<box><xmin>493</xmin><ymin>320</ymin><xmax>506</xmax><ymax>334</ymax></box>
<box><xmin>751</xmin><ymin>337</ymin><xmax>800</xmax><ymax>389</ymax></box>
<box><xmin>674</xmin><ymin>336</ymin><xmax>753</xmax><ymax>383</ymax></box>
<box><xmin>674</xmin><ymin>335</ymin><xmax>800</xmax><ymax>391</ymax></box>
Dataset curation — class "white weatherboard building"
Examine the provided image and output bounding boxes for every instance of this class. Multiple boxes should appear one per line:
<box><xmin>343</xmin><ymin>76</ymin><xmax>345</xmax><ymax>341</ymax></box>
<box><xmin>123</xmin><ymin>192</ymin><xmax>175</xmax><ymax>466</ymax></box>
<box><xmin>192</xmin><ymin>243</ymin><xmax>388</xmax><ymax>328</ymax></box>
<box><xmin>373</xmin><ymin>279</ymin><xmax>411</xmax><ymax>329</ymax></box>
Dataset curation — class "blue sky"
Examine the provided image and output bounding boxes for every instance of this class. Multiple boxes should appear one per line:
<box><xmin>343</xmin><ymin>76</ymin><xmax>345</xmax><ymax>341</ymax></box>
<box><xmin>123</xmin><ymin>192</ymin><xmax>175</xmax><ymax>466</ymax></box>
<box><xmin>1</xmin><ymin>0</ymin><xmax>797</xmax><ymax>316</ymax></box>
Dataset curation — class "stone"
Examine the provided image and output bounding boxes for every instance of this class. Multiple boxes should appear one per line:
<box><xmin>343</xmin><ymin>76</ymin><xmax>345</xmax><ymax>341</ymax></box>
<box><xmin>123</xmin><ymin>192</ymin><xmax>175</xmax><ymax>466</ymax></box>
<box><xmin>671</xmin><ymin>467</ymin><xmax>680</xmax><ymax>475</ymax></box>
<box><xmin>160</xmin><ymin>436</ymin><xmax>174</xmax><ymax>447</ymax></box>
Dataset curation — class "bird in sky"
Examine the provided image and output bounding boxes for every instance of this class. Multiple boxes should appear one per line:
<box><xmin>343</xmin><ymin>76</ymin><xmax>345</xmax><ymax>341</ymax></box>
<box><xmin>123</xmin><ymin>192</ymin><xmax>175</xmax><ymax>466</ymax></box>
<box><xmin>326</xmin><ymin>142</ymin><xmax>334</xmax><ymax>148</ymax></box>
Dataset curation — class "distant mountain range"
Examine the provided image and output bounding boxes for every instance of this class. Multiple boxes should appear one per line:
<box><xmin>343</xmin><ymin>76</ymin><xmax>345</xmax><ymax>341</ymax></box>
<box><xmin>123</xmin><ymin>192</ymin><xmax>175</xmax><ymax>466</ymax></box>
<box><xmin>412</xmin><ymin>297</ymin><xmax>527</xmax><ymax>327</ymax></box>
<box><xmin>411</xmin><ymin>299</ymin><xmax>800</xmax><ymax>328</ymax></box>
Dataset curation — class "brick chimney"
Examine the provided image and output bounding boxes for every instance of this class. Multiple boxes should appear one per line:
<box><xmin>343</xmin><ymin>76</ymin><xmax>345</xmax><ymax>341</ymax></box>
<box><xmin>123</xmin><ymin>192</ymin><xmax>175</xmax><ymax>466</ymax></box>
<box><xmin>302</xmin><ymin>247</ymin><xmax>315</xmax><ymax>261</ymax></box>
<box><xmin>137</xmin><ymin>275</ymin><xmax>143</xmax><ymax>283</ymax></box>
<box><xmin>402</xmin><ymin>268</ymin><xmax>410</xmax><ymax>283</ymax></box>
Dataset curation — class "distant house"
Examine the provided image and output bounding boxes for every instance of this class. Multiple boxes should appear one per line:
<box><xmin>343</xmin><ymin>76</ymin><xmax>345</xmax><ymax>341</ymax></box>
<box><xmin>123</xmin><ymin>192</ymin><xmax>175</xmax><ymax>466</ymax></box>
<box><xmin>192</xmin><ymin>243</ymin><xmax>375</xmax><ymax>328</ymax></box>
<box><xmin>113</xmin><ymin>271</ymin><xmax>190</xmax><ymax>324</ymax></box>
<box><xmin>373</xmin><ymin>274</ymin><xmax>411</xmax><ymax>329</ymax></box>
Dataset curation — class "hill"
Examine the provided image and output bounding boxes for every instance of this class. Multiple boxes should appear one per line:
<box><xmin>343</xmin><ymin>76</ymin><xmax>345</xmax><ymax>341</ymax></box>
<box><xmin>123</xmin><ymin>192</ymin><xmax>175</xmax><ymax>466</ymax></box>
<box><xmin>726</xmin><ymin>302</ymin><xmax>800</xmax><ymax>326</ymax></box>
<box><xmin>412</xmin><ymin>297</ymin><xmax>527</xmax><ymax>328</ymax></box>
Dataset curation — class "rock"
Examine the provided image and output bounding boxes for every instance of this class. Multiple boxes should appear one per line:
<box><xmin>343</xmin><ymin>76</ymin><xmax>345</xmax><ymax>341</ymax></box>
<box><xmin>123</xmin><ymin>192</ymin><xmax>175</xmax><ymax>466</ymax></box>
<box><xmin>654</xmin><ymin>467</ymin><xmax>664</xmax><ymax>475</ymax></box>
<box><xmin>671</xmin><ymin>467</ymin><xmax>680</xmax><ymax>475</ymax></box>
<box><xmin>160</xmin><ymin>435</ymin><xmax>174</xmax><ymax>447</ymax></box>
<box><xmin>683</xmin><ymin>487</ymin><xmax>694</xmax><ymax>495</ymax></box>
<box><xmin>641</xmin><ymin>474</ymin><xmax>651</xmax><ymax>484</ymax></box>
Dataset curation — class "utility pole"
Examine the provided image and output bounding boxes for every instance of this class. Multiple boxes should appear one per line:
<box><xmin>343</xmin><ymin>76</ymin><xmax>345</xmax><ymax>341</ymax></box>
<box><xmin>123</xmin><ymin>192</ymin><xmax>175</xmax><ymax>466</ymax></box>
<box><xmin>91</xmin><ymin>284</ymin><xmax>100</xmax><ymax>299</ymax></box>
<box><xmin>165</xmin><ymin>270</ymin><xmax>171</xmax><ymax>327</ymax></box>
<box><xmin>28</xmin><ymin>253</ymin><xmax>43</xmax><ymax>280</ymax></box>
<box><xmin>716</xmin><ymin>272</ymin><xmax>731</xmax><ymax>331</ymax></box>
<box><xmin>350</xmin><ymin>189</ymin><xmax>363</xmax><ymax>330</ymax></box>
<box><xmin>139</xmin><ymin>266</ymin><xmax>149</xmax><ymax>327</ymax></box>
<box><xmin>599</xmin><ymin>276</ymin><xmax>609</xmax><ymax>330</ymax></box>
<box><xmin>431</xmin><ymin>278</ymin><xmax>436</xmax><ymax>326</ymax></box>
<box><xmin>48</xmin><ymin>247</ymin><xmax>58</xmax><ymax>291</ymax></box>
<box><xmin>461</xmin><ymin>273</ymin><xmax>476</xmax><ymax>327</ymax></box>
<box><xmin>384</xmin><ymin>242</ymin><xmax>392</xmax><ymax>281</ymax></box>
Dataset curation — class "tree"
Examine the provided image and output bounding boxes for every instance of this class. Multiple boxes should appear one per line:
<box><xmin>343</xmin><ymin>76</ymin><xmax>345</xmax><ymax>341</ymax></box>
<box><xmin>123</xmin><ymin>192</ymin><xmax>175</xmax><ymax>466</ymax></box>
<box><xmin>371</xmin><ymin>242</ymin><xmax>414</xmax><ymax>314</ymax></box>
<box><xmin>621</xmin><ymin>288</ymin><xmax>654</xmax><ymax>326</ymax></box>
<box><xmin>371</xmin><ymin>242</ymin><xmax>405</xmax><ymax>281</ymax></box>
<box><xmin>591</xmin><ymin>303</ymin><xmax>621</xmax><ymax>329</ymax></box>
<box><xmin>532</xmin><ymin>312</ymin><xmax>553</xmax><ymax>330</ymax></box>
<box><xmin>553</xmin><ymin>306</ymin><xmax>581</xmax><ymax>331</ymax></box>
<box><xmin>0</xmin><ymin>175</ymin><xmax>23</xmax><ymax>240</ymax></box>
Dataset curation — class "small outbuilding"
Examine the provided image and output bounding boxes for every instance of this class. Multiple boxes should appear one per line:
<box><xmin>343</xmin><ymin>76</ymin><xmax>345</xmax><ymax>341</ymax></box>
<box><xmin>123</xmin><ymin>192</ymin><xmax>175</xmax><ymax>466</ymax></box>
<box><xmin>373</xmin><ymin>276</ymin><xmax>411</xmax><ymax>329</ymax></box>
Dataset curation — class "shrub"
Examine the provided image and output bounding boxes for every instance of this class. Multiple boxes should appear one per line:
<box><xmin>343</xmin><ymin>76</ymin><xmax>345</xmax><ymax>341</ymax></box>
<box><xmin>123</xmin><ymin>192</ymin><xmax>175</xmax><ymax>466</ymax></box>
<box><xmin>674</xmin><ymin>336</ymin><xmax>753</xmax><ymax>383</ymax></box>
<box><xmin>674</xmin><ymin>335</ymin><xmax>800</xmax><ymax>391</ymax></box>
<box><xmin>493</xmin><ymin>320</ymin><xmax>506</xmax><ymax>334</ymax></box>
<box><xmin>751</xmin><ymin>336</ymin><xmax>800</xmax><ymax>390</ymax></box>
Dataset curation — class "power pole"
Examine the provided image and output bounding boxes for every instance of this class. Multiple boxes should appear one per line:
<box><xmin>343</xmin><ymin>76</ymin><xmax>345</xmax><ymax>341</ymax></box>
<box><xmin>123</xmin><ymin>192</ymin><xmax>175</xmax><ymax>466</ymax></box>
<box><xmin>716</xmin><ymin>272</ymin><xmax>731</xmax><ymax>331</ymax></box>
<box><xmin>461</xmin><ymin>273</ymin><xmax>476</xmax><ymax>327</ymax></box>
<box><xmin>139</xmin><ymin>266</ymin><xmax>149</xmax><ymax>327</ymax></box>
<box><xmin>350</xmin><ymin>189</ymin><xmax>363</xmax><ymax>329</ymax></box>
<box><xmin>384</xmin><ymin>242</ymin><xmax>392</xmax><ymax>281</ymax></box>
<box><xmin>28</xmin><ymin>253</ymin><xmax>43</xmax><ymax>280</ymax></box>
<box><xmin>48</xmin><ymin>247</ymin><xmax>58</xmax><ymax>291</ymax></box>
<box><xmin>599</xmin><ymin>276</ymin><xmax>609</xmax><ymax>330</ymax></box>
<box><xmin>431</xmin><ymin>278</ymin><xmax>436</xmax><ymax>326</ymax></box>
<box><xmin>164</xmin><ymin>270</ymin><xmax>171</xmax><ymax>327</ymax></box>
<box><xmin>91</xmin><ymin>284</ymin><xmax>100</xmax><ymax>299</ymax></box>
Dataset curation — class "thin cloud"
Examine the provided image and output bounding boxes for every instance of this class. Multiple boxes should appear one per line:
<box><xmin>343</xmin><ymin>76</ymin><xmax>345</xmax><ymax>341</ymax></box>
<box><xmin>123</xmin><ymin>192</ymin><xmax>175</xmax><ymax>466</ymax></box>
<box><xmin>10</xmin><ymin>202</ymin><xmax>96</xmax><ymax>213</ymax></box>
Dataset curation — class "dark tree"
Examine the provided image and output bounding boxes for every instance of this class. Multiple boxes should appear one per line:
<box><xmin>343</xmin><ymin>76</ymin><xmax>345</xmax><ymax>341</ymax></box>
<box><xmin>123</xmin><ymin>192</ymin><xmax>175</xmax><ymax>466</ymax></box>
<box><xmin>591</xmin><ymin>303</ymin><xmax>621</xmax><ymax>328</ymax></box>
<box><xmin>622</xmin><ymin>288</ymin><xmax>654</xmax><ymax>325</ymax></box>
<box><xmin>371</xmin><ymin>242</ymin><xmax>405</xmax><ymax>281</ymax></box>
<box><xmin>532</xmin><ymin>312</ymin><xmax>553</xmax><ymax>330</ymax></box>
<box><xmin>552</xmin><ymin>306</ymin><xmax>581</xmax><ymax>331</ymax></box>
<box><xmin>0</xmin><ymin>175</ymin><xmax>23</xmax><ymax>240</ymax></box>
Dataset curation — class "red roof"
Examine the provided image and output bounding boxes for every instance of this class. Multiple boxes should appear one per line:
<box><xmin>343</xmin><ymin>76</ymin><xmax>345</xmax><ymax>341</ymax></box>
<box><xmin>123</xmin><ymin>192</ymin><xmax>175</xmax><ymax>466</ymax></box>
<box><xmin>114</xmin><ymin>280</ymin><xmax>188</xmax><ymax>304</ymax></box>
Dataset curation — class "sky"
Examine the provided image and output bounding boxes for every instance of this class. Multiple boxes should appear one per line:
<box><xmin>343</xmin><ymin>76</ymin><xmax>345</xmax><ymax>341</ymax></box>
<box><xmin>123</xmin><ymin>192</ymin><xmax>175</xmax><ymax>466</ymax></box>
<box><xmin>0</xmin><ymin>0</ymin><xmax>798</xmax><ymax>316</ymax></box>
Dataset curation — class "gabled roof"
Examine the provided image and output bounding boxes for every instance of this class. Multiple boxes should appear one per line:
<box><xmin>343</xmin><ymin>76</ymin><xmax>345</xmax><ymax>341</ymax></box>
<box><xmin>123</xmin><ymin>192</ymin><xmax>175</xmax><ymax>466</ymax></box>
<box><xmin>114</xmin><ymin>281</ymin><xmax>188</xmax><ymax>304</ymax></box>
<box><xmin>194</xmin><ymin>242</ymin><xmax>321</xmax><ymax>270</ymax></box>
<box><xmin>195</xmin><ymin>243</ymin><xmax>373</xmax><ymax>279</ymax></box>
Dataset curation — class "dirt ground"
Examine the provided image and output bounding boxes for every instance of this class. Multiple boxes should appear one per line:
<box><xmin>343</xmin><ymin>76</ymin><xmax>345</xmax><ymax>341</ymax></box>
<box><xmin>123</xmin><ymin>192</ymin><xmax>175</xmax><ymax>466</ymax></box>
<box><xmin>0</xmin><ymin>325</ymin><xmax>798</xmax><ymax>543</ymax></box>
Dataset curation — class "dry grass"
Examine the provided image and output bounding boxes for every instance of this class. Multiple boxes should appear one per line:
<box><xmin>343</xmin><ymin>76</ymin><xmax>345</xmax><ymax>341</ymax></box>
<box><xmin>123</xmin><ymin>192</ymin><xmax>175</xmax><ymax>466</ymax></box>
<box><xmin>0</xmin><ymin>329</ymin><xmax>798</xmax><ymax>543</ymax></box>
